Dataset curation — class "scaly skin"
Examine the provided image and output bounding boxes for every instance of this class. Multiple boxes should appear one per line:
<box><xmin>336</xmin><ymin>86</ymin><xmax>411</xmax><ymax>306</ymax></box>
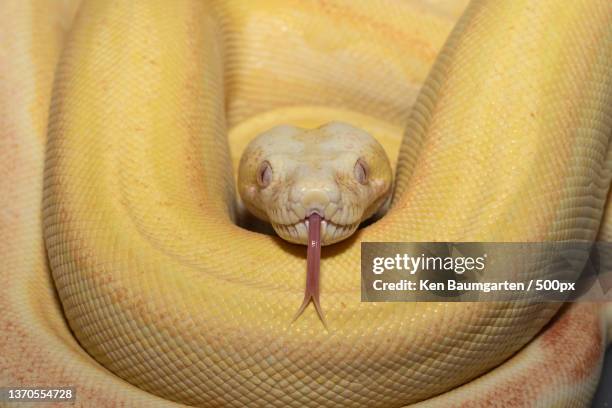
<box><xmin>1</xmin><ymin>1</ymin><xmax>611</xmax><ymax>408</ymax></box>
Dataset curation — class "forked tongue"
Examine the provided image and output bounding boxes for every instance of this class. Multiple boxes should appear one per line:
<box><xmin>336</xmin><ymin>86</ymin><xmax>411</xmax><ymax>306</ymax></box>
<box><xmin>293</xmin><ymin>212</ymin><xmax>327</xmax><ymax>327</ymax></box>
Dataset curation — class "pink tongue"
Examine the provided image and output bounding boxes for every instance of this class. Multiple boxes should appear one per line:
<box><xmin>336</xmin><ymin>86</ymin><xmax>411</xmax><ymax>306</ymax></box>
<box><xmin>293</xmin><ymin>213</ymin><xmax>326</xmax><ymax>326</ymax></box>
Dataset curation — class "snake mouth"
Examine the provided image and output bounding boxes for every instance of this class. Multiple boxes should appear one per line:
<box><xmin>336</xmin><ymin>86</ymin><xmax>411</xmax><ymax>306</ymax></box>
<box><xmin>271</xmin><ymin>216</ymin><xmax>359</xmax><ymax>245</ymax></box>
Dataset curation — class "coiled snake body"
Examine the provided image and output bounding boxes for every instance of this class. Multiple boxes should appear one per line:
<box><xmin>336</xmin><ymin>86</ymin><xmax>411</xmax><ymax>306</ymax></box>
<box><xmin>1</xmin><ymin>0</ymin><xmax>612</xmax><ymax>407</ymax></box>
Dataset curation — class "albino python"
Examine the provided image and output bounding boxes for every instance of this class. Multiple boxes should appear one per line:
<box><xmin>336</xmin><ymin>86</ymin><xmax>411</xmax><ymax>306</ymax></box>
<box><xmin>1</xmin><ymin>1</ymin><xmax>611</xmax><ymax>407</ymax></box>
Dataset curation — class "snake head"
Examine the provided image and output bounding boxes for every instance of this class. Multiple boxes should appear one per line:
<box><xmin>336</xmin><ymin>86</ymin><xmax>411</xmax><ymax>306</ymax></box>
<box><xmin>238</xmin><ymin>122</ymin><xmax>393</xmax><ymax>245</ymax></box>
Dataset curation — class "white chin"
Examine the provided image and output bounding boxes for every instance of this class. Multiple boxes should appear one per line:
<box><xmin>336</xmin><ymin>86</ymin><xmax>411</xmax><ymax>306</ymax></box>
<box><xmin>272</xmin><ymin>220</ymin><xmax>359</xmax><ymax>246</ymax></box>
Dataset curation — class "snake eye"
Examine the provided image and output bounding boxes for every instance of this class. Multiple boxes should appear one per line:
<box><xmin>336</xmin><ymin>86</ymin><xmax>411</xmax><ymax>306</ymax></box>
<box><xmin>257</xmin><ymin>161</ymin><xmax>272</xmax><ymax>188</ymax></box>
<box><xmin>354</xmin><ymin>158</ymin><xmax>369</xmax><ymax>184</ymax></box>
